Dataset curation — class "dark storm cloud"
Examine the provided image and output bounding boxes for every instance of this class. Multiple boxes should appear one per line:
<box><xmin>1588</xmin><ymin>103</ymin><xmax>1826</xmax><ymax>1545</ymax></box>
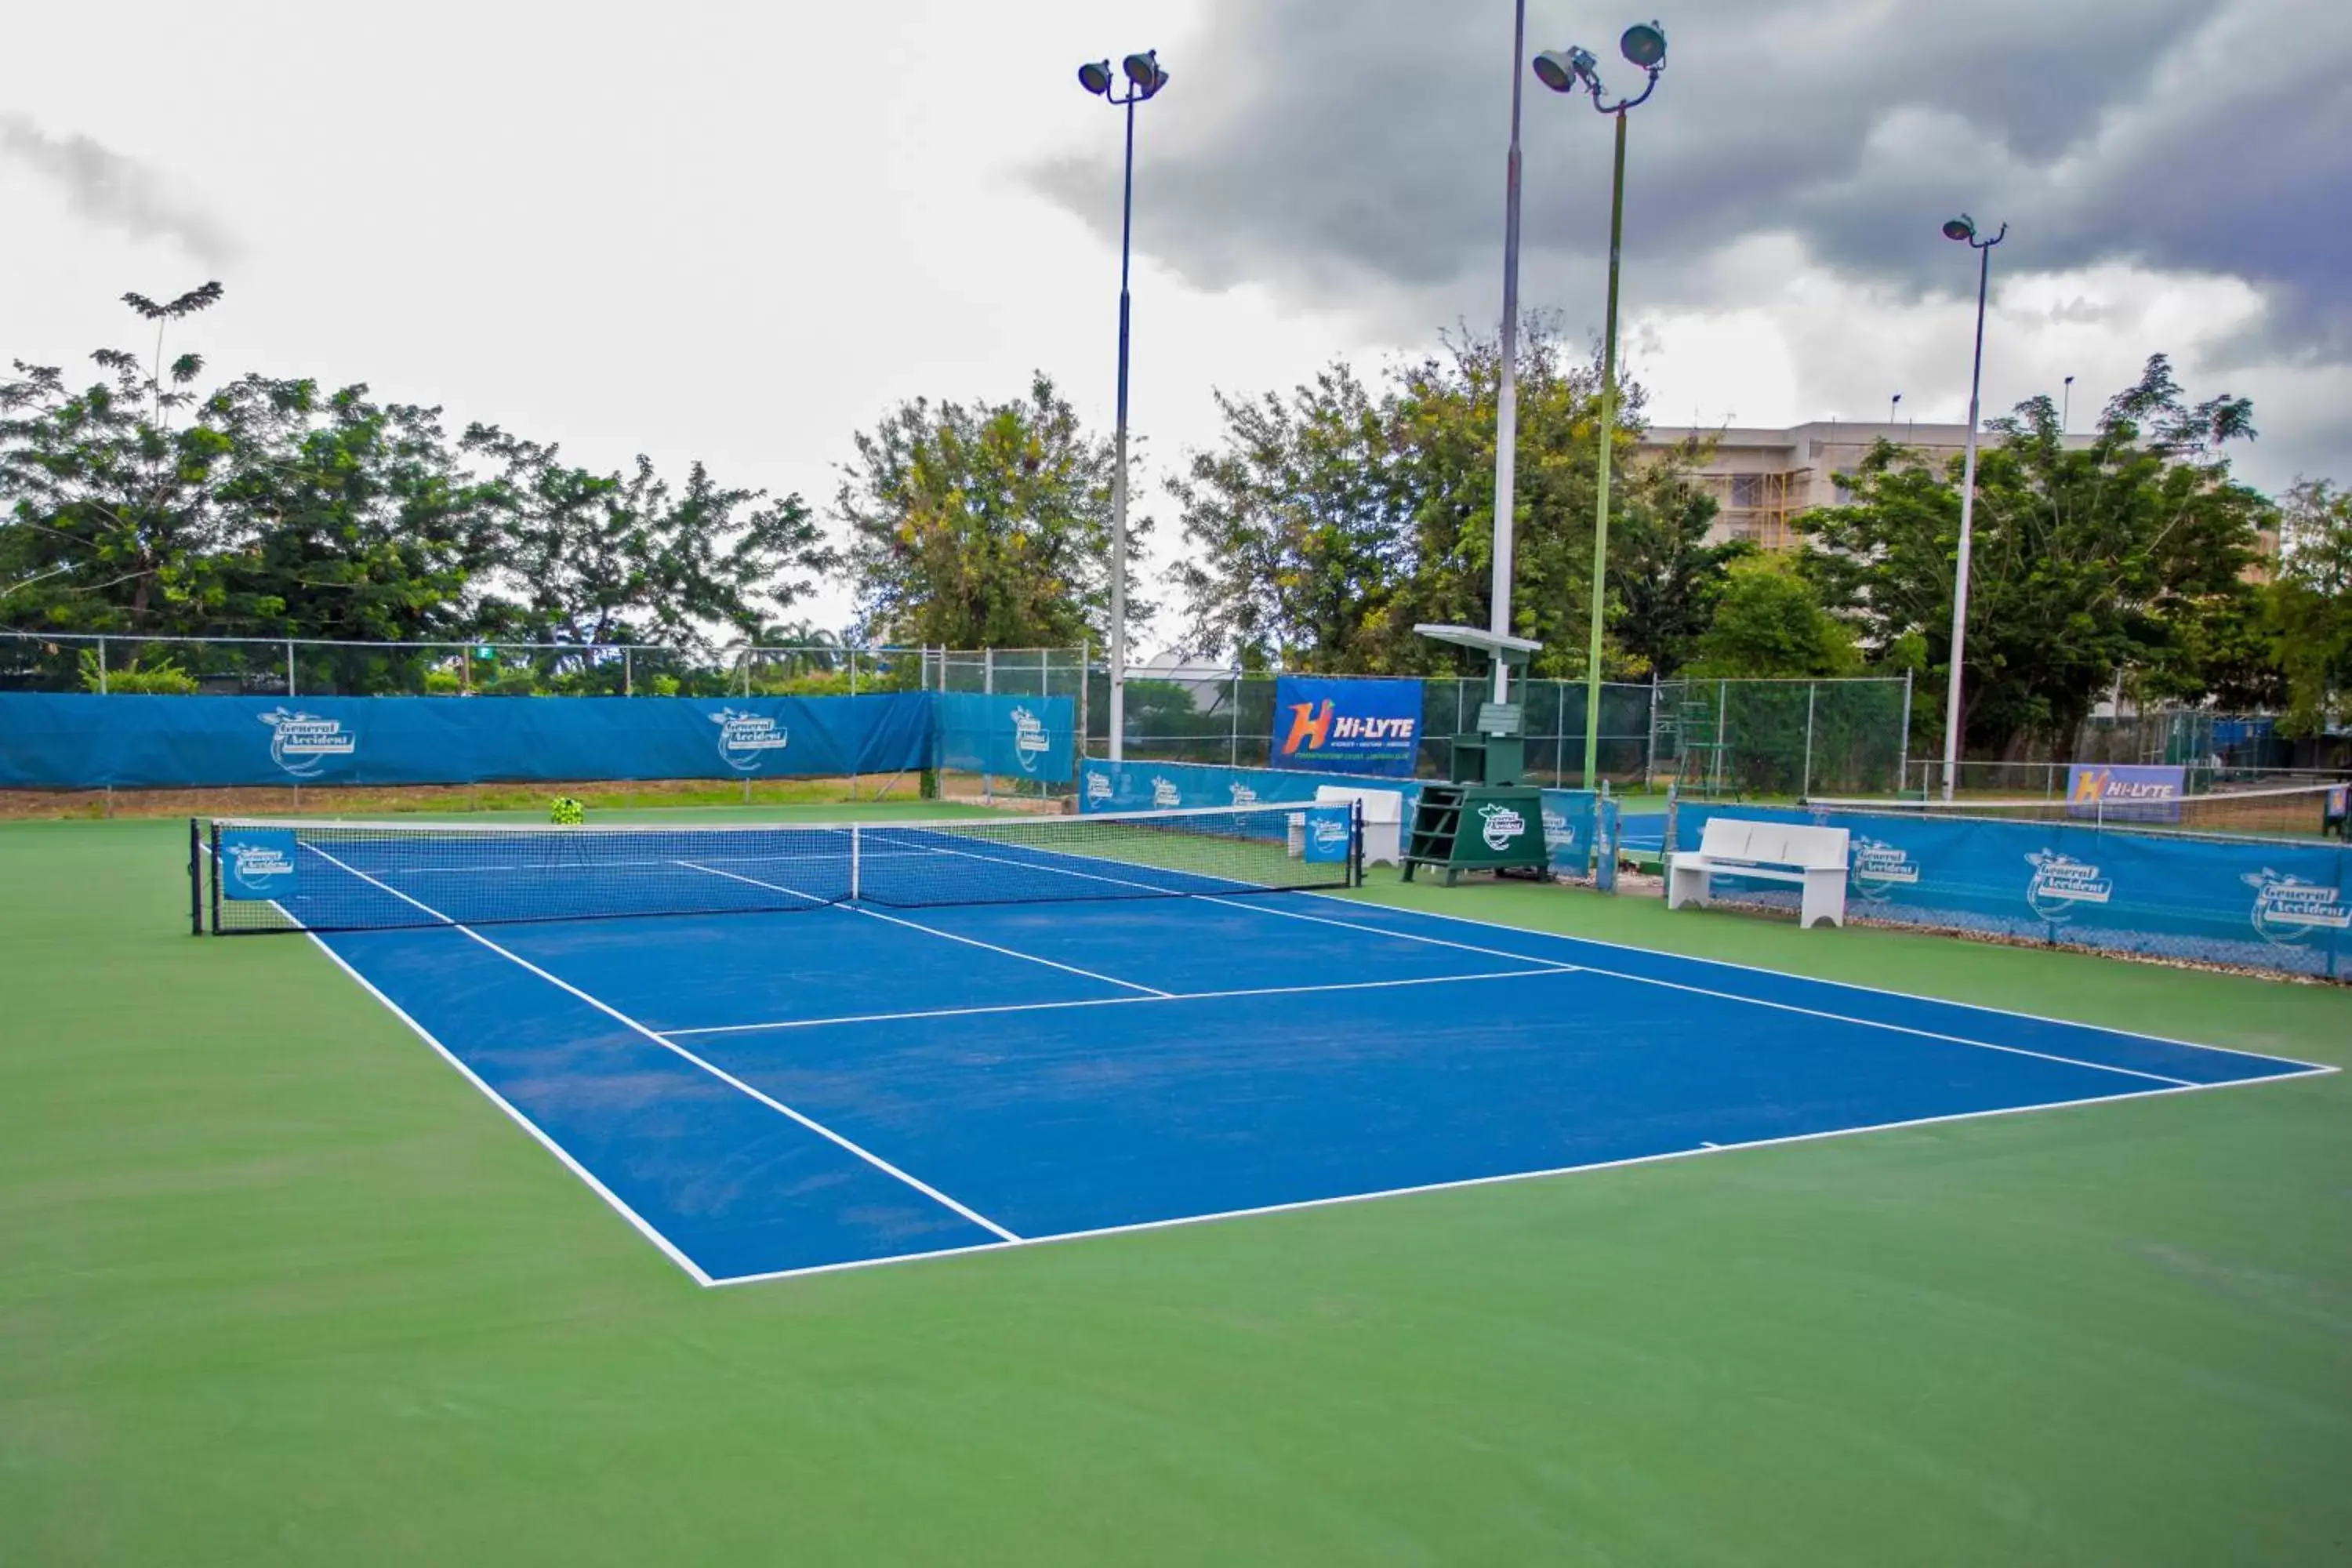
<box><xmin>1029</xmin><ymin>0</ymin><xmax>2352</xmax><ymax>350</ymax></box>
<box><xmin>1</xmin><ymin>114</ymin><xmax>241</xmax><ymax>267</ymax></box>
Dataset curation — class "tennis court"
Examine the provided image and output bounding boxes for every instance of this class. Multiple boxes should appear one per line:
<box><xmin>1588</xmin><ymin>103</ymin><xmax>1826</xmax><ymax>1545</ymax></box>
<box><xmin>201</xmin><ymin>807</ymin><xmax>2328</xmax><ymax>1286</ymax></box>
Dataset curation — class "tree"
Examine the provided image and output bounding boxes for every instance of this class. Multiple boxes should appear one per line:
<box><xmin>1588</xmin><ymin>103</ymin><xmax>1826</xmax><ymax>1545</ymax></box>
<box><xmin>203</xmin><ymin>375</ymin><xmax>501</xmax><ymax>646</ymax></box>
<box><xmin>2269</xmin><ymin>477</ymin><xmax>2352</xmax><ymax>735</ymax></box>
<box><xmin>1800</xmin><ymin>356</ymin><xmax>2270</xmax><ymax>757</ymax></box>
<box><xmin>834</xmin><ymin>373</ymin><xmax>1146</xmax><ymax>650</ymax></box>
<box><xmin>1379</xmin><ymin>323</ymin><xmax>1615</xmax><ymax>677</ymax></box>
<box><xmin>466</xmin><ymin>427</ymin><xmax>829</xmax><ymax>651</ymax></box>
<box><xmin>1689</xmin><ymin>554</ymin><xmax>1858</xmax><ymax>677</ymax></box>
<box><xmin>1610</xmin><ymin>438</ymin><xmax>1744</xmax><ymax>677</ymax></box>
<box><xmin>0</xmin><ymin>282</ymin><xmax>233</xmax><ymax>633</ymax></box>
<box><xmin>1172</xmin><ymin>321</ymin><xmax>1675</xmax><ymax>679</ymax></box>
<box><xmin>1166</xmin><ymin>364</ymin><xmax>1407</xmax><ymax>669</ymax></box>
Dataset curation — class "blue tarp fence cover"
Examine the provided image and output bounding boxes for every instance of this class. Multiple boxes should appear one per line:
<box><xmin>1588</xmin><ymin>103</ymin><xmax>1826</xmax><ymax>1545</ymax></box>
<box><xmin>0</xmin><ymin>691</ymin><xmax>1069</xmax><ymax>790</ymax></box>
<box><xmin>1079</xmin><ymin>758</ymin><xmax>1604</xmax><ymax>877</ymax></box>
<box><xmin>933</xmin><ymin>693</ymin><xmax>1076</xmax><ymax>784</ymax></box>
<box><xmin>1671</xmin><ymin>800</ymin><xmax>2350</xmax><ymax>982</ymax></box>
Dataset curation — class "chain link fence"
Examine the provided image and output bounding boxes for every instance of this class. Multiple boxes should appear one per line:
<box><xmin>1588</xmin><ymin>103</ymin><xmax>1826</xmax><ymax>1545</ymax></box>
<box><xmin>3</xmin><ymin>632</ymin><xmax>1916</xmax><ymax>799</ymax></box>
<box><xmin>1094</xmin><ymin>668</ymin><xmax>1912</xmax><ymax>797</ymax></box>
<box><xmin>1655</xmin><ymin>676</ymin><xmax>1913</xmax><ymax>800</ymax></box>
<box><xmin>0</xmin><ymin>631</ymin><xmax>938</xmax><ymax>699</ymax></box>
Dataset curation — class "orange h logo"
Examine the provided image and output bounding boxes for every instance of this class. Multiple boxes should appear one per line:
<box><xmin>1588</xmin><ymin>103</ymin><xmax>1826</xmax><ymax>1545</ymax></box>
<box><xmin>1283</xmin><ymin>700</ymin><xmax>1334</xmax><ymax>755</ymax></box>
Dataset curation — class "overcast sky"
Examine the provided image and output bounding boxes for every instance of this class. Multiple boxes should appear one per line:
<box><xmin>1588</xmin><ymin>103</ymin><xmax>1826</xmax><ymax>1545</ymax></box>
<box><xmin>7</xmin><ymin>1</ymin><xmax>2348</xmax><ymax>647</ymax></box>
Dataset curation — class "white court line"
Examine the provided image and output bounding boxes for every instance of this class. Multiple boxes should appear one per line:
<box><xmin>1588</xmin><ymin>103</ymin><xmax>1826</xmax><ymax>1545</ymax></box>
<box><xmin>1297</xmin><ymin>889</ymin><xmax>2343</xmax><ymax>1074</ymax></box>
<box><xmin>702</xmin><ymin>1063</ymin><xmax>2333</xmax><ymax>1288</ymax></box>
<box><xmin>302</xmin><ymin>932</ymin><xmax>714</xmax><ymax>1287</ymax></box>
<box><xmin>874</xmin><ymin>837</ymin><xmax>2204</xmax><ymax>1086</ymax></box>
<box><xmin>674</xmin><ymin>859</ymin><xmax>1171</xmax><ymax>998</ymax></box>
<box><xmin>664</xmin><ymin>965</ymin><xmax>1578</xmax><ymax>1037</ymax></box>
<box><xmin>1218</xmin><ymin>897</ymin><xmax>2203</xmax><ymax>1087</ymax></box>
<box><xmin>882</xmin><ymin>837</ymin><xmax>2190</xmax><ymax>1089</ymax></box>
<box><xmin>885</xmin><ymin>815</ymin><xmax>2330</xmax><ymax>1077</ymax></box>
<box><xmin>302</xmin><ymin>844</ymin><xmax>1022</xmax><ymax>1245</ymax></box>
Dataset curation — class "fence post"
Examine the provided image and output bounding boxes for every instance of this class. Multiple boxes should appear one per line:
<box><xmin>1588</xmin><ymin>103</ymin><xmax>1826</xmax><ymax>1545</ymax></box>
<box><xmin>623</xmin><ymin>646</ymin><xmax>632</xmax><ymax>697</ymax></box>
<box><xmin>1715</xmin><ymin>679</ymin><xmax>1728</xmax><ymax>795</ymax></box>
<box><xmin>96</xmin><ymin>635</ymin><xmax>107</xmax><ymax>695</ymax></box>
<box><xmin>1078</xmin><ymin>640</ymin><xmax>1091</xmax><ymax>761</ymax></box>
<box><xmin>982</xmin><ymin>647</ymin><xmax>995</xmax><ymax>804</ymax></box>
<box><xmin>1646</xmin><ymin>673</ymin><xmax>1660</xmax><ymax>789</ymax></box>
<box><xmin>1802</xmin><ymin>682</ymin><xmax>1817</xmax><ymax>800</ymax></box>
<box><xmin>1897</xmin><ymin>668</ymin><xmax>1914</xmax><ymax>795</ymax></box>
<box><xmin>1229</xmin><ymin>670</ymin><xmax>1241</xmax><ymax>767</ymax></box>
<box><xmin>286</xmin><ymin>641</ymin><xmax>296</xmax><ymax>697</ymax></box>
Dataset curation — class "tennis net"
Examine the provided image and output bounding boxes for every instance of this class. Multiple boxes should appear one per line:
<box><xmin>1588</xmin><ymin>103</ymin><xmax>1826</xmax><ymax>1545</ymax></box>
<box><xmin>1802</xmin><ymin>781</ymin><xmax>2350</xmax><ymax>841</ymax></box>
<box><xmin>195</xmin><ymin>803</ymin><xmax>1361</xmax><ymax>935</ymax></box>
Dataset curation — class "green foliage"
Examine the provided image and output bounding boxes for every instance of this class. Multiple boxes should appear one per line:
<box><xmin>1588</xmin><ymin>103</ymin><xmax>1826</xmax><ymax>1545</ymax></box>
<box><xmin>1610</xmin><ymin>440</ymin><xmax>1744</xmax><ymax>677</ymax></box>
<box><xmin>2268</xmin><ymin>478</ymin><xmax>2352</xmax><ymax>736</ymax></box>
<box><xmin>1381</xmin><ymin>325</ymin><xmax>1619</xmax><ymax>677</ymax></box>
<box><xmin>1173</xmin><ymin>321</ymin><xmax>1715</xmax><ymax>681</ymax></box>
<box><xmin>1167</xmin><ymin>363</ymin><xmax>1406</xmax><ymax>670</ymax></box>
<box><xmin>2</xmin><ymin>285</ymin><xmax>827</xmax><ymax>671</ymax></box>
<box><xmin>1800</xmin><ymin>356</ymin><xmax>2271</xmax><ymax>756</ymax></box>
<box><xmin>77</xmin><ymin>646</ymin><xmax>198</xmax><ymax>693</ymax></box>
<box><xmin>1688</xmin><ymin>555</ymin><xmax>1860</xmax><ymax>678</ymax></box>
<box><xmin>464</xmin><ymin>427</ymin><xmax>829</xmax><ymax>650</ymax></box>
<box><xmin>747</xmin><ymin>669</ymin><xmax>858</xmax><ymax>698</ymax></box>
<box><xmin>835</xmin><ymin>373</ymin><xmax>1147</xmax><ymax>649</ymax></box>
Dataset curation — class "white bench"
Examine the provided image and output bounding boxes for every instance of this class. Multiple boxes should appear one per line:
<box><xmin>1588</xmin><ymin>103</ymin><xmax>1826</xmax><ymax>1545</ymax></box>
<box><xmin>1668</xmin><ymin>818</ymin><xmax>1850</xmax><ymax>928</ymax></box>
<box><xmin>1286</xmin><ymin>786</ymin><xmax>1406</xmax><ymax>869</ymax></box>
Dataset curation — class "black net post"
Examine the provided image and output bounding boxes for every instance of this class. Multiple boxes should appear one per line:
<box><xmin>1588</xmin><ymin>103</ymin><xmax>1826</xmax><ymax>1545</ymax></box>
<box><xmin>187</xmin><ymin>817</ymin><xmax>202</xmax><ymax>936</ymax></box>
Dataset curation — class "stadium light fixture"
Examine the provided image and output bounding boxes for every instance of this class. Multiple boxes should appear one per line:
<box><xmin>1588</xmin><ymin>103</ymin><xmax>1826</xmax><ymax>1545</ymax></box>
<box><xmin>1938</xmin><ymin>212</ymin><xmax>2007</xmax><ymax>802</ymax></box>
<box><xmin>1075</xmin><ymin>46</ymin><xmax>1171</xmax><ymax>763</ymax></box>
<box><xmin>1536</xmin><ymin>19</ymin><xmax>1668</xmax><ymax>788</ymax></box>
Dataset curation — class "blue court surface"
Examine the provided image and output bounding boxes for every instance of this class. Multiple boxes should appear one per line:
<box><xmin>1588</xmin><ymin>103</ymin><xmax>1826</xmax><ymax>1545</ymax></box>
<box><xmin>298</xmin><ymin>863</ymin><xmax>2334</xmax><ymax>1287</ymax></box>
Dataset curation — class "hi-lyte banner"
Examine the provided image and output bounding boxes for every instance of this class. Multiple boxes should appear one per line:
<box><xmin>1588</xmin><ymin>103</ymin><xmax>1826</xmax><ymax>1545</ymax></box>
<box><xmin>1270</xmin><ymin>677</ymin><xmax>1421</xmax><ymax>777</ymax></box>
<box><xmin>2066</xmin><ymin>763</ymin><xmax>2186</xmax><ymax>822</ymax></box>
<box><xmin>0</xmin><ymin>692</ymin><xmax>931</xmax><ymax>789</ymax></box>
<box><xmin>1677</xmin><ymin>801</ymin><xmax>2350</xmax><ymax>981</ymax></box>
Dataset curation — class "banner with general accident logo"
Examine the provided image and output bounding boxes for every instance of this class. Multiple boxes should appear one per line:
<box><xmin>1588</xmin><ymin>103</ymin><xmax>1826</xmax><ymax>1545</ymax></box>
<box><xmin>0</xmin><ymin>692</ymin><xmax>931</xmax><ymax>788</ymax></box>
<box><xmin>932</xmin><ymin>693</ymin><xmax>1074</xmax><ymax>783</ymax></box>
<box><xmin>1270</xmin><ymin>677</ymin><xmax>1421</xmax><ymax>777</ymax></box>
<box><xmin>1675</xmin><ymin>800</ymin><xmax>2350</xmax><ymax>980</ymax></box>
<box><xmin>217</xmin><ymin>828</ymin><xmax>301</xmax><ymax>900</ymax></box>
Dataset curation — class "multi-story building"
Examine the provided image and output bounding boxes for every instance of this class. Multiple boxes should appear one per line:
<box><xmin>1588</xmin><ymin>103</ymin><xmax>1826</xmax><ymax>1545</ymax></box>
<box><xmin>1635</xmin><ymin>421</ymin><xmax>2099</xmax><ymax>550</ymax></box>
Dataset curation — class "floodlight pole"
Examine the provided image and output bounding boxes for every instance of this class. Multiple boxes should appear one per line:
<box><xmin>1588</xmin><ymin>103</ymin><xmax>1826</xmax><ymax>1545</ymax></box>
<box><xmin>1535</xmin><ymin>24</ymin><xmax>1664</xmax><ymax>789</ymax></box>
<box><xmin>1490</xmin><ymin>0</ymin><xmax>1530</xmax><ymax>708</ymax></box>
<box><xmin>1582</xmin><ymin>105</ymin><xmax>1631</xmax><ymax>789</ymax></box>
<box><xmin>1110</xmin><ymin>91</ymin><xmax>1137</xmax><ymax>764</ymax></box>
<box><xmin>1080</xmin><ymin>51</ymin><xmax>1167</xmax><ymax>764</ymax></box>
<box><xmin>1940</xmin><ymin>216</ymin><xmax>2005</xmax><ymax>802</ymax></box>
